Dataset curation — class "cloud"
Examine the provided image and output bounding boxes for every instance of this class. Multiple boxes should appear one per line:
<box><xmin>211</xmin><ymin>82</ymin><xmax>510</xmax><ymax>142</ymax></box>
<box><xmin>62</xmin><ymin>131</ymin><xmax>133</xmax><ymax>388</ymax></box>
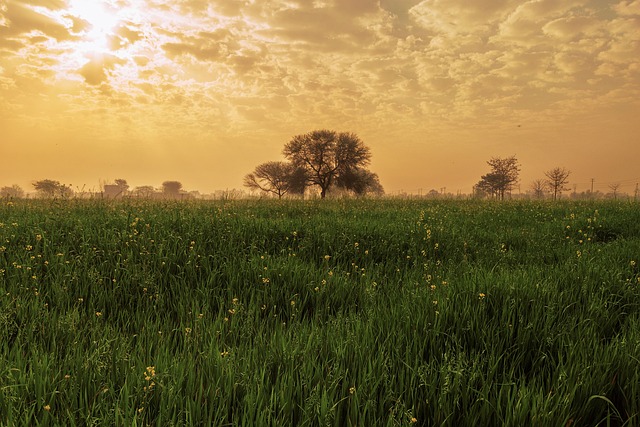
<box><xmin>108</xmin><ymin>23</ymin><xmax>144</xmax><ymax>50</ymax></box>
<box><xmin>614</xmin><ymin>0</ymin><xmax>640</xmax><ymax>15</ymax></box>
<box><xmin>409</xmin><ymin>0</ymin><xmax>518</xmax><ymax>37</ymax></box>
<box><xmin>65</xmin><ymin>14</ymin><xmax>90</xmax><ymax>33</ymax></box>
<box><xmin>542</xmin><ymin>15</ymin><xmax>601</xmax><ymax>41</ymax></box>
<box><xmin>256</xmin><ymin>1</ymin><xmax>391</xmax><ymax>52</ymax></box>
<box><xmin>495</xmin><ymin>0</ymin><xmax>590</xmax><ymax>45</ymax></box>
<box><xmin>2</xmin><ymin>0</ymin><xmax>639</xmax><ymax>161</ymax></box>
<box><xmin>0</xmin><ymin>1</ymin><xmax>73</xmax><ymax>42</ymax></box>
<box><xmin>162</xmin><ymin>29</ymin><xmax>236</xmax><ymax>61</ymax></box>
<box><xmin>13</xmin><ymin>0</ymin><xmax>67</xmax><ymax>10</ymax></box>
<box><xmin>79</xmin><ymin>54</ymin><xmax>125</xmax><ymax>85</ymax></box>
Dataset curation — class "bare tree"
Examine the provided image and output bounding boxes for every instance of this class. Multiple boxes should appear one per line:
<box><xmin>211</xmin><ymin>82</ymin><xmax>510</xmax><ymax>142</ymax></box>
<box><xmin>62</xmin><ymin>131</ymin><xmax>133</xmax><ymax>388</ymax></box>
<box><xmin>0</xmin><ymin>184</ymin><xmax>25</xmax><ymax>199</ymax></box>
<box><xmin>283</xmin><ymin>130</ymin><xmax>372</xmax><ymax>199</ymax></box>
<box><xmin>530</xmin><ymin>179</ymin><xmax>547</xmax><ymax>199</ymax></box>
<box><xmin>244</xmin><ymin>161</ymin><xmax>307</xmax><ymax>199</ymax></box>
<box><xmin>544</xmin><ymin>167</ymin><xmax>571</xmax><ymax>200</ymax></box>
<box><xmin>608</xmin><ymin>183</ymin><xmax>621</xmax><ymax>200</ymax></box>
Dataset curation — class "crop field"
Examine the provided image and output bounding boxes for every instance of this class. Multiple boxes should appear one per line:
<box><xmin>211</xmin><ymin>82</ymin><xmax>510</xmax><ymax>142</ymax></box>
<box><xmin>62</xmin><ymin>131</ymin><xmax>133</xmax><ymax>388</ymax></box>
<box><xmin>1</xmin><ymin>198</ymin><xmax>639</xmax><ymax>426</ymax></box>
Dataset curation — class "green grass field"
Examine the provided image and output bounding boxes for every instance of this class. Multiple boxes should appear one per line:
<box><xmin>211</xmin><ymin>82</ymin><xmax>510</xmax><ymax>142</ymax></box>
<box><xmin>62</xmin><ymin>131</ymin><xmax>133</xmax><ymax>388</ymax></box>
<box><xmin>1</xmin><ymin>198</ymin><xmax>639</xmax><ymax>426</ymax></box>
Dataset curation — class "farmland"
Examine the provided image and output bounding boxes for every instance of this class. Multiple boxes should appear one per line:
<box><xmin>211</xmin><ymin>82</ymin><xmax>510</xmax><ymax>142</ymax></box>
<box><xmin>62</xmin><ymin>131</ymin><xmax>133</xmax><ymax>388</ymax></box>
<box><xmin>1</xmin><ymin>198</ymin><xmax>639</xmax><ymax>426</ymax></box>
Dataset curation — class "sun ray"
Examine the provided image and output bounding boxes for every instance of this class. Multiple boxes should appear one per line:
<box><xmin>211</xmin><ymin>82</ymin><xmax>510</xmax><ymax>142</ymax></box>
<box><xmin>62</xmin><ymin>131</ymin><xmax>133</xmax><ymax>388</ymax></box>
<box><xmin>67</xmin><ymin>0</ymin><xmax>122</xmax><ymax>53</ymax></box>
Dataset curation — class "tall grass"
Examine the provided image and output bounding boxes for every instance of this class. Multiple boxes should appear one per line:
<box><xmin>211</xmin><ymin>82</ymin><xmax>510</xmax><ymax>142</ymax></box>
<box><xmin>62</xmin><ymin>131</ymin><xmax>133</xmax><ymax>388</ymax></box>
<box><xmin>1</xmin><ymin>198</ymin><xmax>639</xmax><ymax>425</ymax></box>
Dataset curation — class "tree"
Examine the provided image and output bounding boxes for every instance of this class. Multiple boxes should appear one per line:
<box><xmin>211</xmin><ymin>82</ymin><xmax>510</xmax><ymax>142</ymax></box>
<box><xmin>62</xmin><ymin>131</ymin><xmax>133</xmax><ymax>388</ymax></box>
<box><xmin>544</xmin><ymin>167</ymin><xmax>570</xmax><ymax>200</ymax></box>
<box><xmin>162</xmin><ymin>181</ymin><xmax>183</xmax><ymax>197</ymax></box>
<box><xmin>335</xmin><ymin>168</ymin><xmax>384</xmax><ymax>196</ymax></box>
<box><xmin>32</xmin><ymin>179</ymin><xmax>73</xmax><ymax>198</ymax></box>
<box><xmin>476</xmin><ymin>173</ymin><xmax>505</xmax><ymax>199</ymax></box>
<box><xmin>114</xmin><ymin>179</ymin><xmax>129</xmax><ymax>193</ymax></box>
<box><xmin>608</xmin><ymin>183</ymin><xmax>621</xmax><ymax>200</ymax></box>
<box><xmin>283</xmin><ymin>130</ymin><xmax>373</xmax><ymax>199</ymax></box>
<box><xmin>476</xmin><ymin>156</ymin><xmax>520</xmax><ymax>200</ymax></box>
<box><xmin>134</xmin><ymin>186</ymin><xmax>156</xmax><ymax>198</ymax></box>
<box><xmin>530</xmin><ymin>179</ymin><xmax>548</xmax><ymax>199</ymax></box>
<box><xmin>244</xmin><ymin>161</ymin><xmax>307</xmax><ymax>199</ymax></box>
<box><xmin>0</xmin><ymin>184</ymin><xmax>25</xmax><ymax>199</ymax></box>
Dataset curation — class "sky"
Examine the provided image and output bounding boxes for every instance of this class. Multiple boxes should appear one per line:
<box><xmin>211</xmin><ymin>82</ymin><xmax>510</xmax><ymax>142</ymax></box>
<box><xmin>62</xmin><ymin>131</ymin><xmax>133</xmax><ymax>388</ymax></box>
<box><xmin>1</xmin><ymin>0</ymin><xmax>639</xmax><ymax>196</ymax></box>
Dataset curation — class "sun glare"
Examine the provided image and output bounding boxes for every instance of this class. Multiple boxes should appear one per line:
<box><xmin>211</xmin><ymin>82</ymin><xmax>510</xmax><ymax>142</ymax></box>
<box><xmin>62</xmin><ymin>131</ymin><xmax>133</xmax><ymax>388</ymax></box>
<box><xmin>68</xmin><ymin>0</ymin><xmax>121</xmax><ymax>52</ymax></box>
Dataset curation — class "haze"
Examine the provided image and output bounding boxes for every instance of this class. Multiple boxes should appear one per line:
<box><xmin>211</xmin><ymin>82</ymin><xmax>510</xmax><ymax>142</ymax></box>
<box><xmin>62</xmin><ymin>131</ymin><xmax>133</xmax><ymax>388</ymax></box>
<box><xmin>1</xmin><ymin>0</ymin><xmax>639</xmax><ymax>195</ymax></box>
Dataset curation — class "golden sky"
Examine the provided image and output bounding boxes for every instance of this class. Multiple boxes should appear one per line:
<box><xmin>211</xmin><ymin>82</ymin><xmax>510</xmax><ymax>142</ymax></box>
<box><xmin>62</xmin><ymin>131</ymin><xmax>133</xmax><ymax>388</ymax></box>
<box><xmin>1</xmin><ymin>0</ymin><xmax>639</xmax><ymax>195</ymax></box>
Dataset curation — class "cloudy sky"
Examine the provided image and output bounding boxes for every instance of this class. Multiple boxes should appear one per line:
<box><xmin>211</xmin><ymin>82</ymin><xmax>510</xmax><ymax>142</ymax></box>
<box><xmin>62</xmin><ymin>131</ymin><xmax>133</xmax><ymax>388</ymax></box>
<box><xmin>1</xmin><ymin>0</ymin><xmax>639</xmax><ymax>195</ymax></box>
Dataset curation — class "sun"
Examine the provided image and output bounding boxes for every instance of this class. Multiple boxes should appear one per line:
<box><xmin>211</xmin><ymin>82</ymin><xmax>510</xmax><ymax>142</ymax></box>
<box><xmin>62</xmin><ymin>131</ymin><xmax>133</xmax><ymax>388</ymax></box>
<box><xmin>67</xmin><ymin>0</ymin><xmax>122</xmax><ymax>52</ymax></box>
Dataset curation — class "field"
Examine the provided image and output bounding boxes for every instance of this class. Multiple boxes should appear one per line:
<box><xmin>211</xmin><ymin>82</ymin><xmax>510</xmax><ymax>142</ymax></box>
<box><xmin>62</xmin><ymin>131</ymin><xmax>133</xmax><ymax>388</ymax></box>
<box><xmin>1</xmin><ymin>198</ymin><xmax>639</xmax><ymax>426</ymax></box>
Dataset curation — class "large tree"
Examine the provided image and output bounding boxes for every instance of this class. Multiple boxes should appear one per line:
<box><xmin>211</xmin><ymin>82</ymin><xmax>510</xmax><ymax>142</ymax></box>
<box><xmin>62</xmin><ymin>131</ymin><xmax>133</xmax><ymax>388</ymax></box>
<box><xmin>283</xmin><ymin>130</ymin><xmax>372</xmax><ymax>199</ymax></box>
<box><xmin>335</xmin><ymin>168</ymin><xmax>384</xmax><ymax>196</ymax></box>
<box><xmin>544</xmin><ymin>167</ymin><xmax>570</xmax><ymax>200</ymax></box>
<box><xmin>33</xmin><ymin>179</ymin><xmax>73</xmax><ymax>198</ymax></box>
<box><xmin>244</xmin><ymin>161</ymin><xmax>307</xmax><ymax>199</ymax></box>
<box><xmin>162</xmin><ymin>181</ymin><xmax>183</xmax><ymax>197</ymax></box>
<box><xmin>476</xmin><ymin>156</ymin><xmax>520</xmax><ymax>200</ymax></box>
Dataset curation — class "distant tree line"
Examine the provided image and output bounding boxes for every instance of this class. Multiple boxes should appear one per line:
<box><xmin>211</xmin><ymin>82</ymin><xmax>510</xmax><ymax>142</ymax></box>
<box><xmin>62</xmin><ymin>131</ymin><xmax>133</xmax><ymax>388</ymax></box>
<box><xmin>105</xmin><ymin>180</ymin><xmax>192</xmax><ymax>199</ymax></box>
<box><xmin>0</xmin><ymin>179</ymin><xmax>196</xmax><ymax>199</ymax></box>
<box><xmin>244</xmin><ymin>130</ymin><xmax>384</xmax><ymax>199</ymax></box>
<box><xmin>474</xmin><ymin>156</ymin><xmax>575</xmax><ymax>200</ymax></box>
<box><xmin>0</xmin><ymin>153</ymin><xmax>633</xmax><ymax>201</ymax></box>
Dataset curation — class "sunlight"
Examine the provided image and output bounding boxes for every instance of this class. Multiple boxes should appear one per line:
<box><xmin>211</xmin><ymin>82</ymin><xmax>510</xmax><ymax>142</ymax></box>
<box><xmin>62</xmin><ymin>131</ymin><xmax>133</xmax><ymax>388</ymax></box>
<box><xmin>67</xmin><ymin>0</ymin><xmax>121</xmax><ymax>52</ymax></box>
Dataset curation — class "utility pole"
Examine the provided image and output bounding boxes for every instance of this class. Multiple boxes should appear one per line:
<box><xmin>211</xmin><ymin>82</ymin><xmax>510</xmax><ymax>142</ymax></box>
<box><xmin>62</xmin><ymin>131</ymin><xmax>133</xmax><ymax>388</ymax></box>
<box><xmin>591</xmin><ymin>178</ymin><xmax>594</xmax><ymax>195</ymax></box>
<box><xmin>635</xmin><ymin>183</ymin><xmax>638</xmax><ymax>201</ymax></box>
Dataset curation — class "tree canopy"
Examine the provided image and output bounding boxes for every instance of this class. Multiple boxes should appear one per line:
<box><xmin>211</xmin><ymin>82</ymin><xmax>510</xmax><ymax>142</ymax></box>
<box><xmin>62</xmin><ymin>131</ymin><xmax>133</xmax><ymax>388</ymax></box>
<box><xmin>476</xmin><ymin>156</ymin><xmax>520</xmax><ymax>200</ymax></box>
<box><xmin>32</xmin><ymin>179</ymin><xmax>73</xmax><ymax>198</ymax></box>
<box><xmin>162</xmin><ymin>181</ymin><xmax>183</xmax><ymax>196</ymax></box>
<box><xmin>282</xmin><ymin>130</ymin><xmax>378</xmax><ymax>198</ymax></box>
<box><xmin>0</xmin><ymin>185</ymin><xmax>25</xmax><ymax>199</ymax></box>
<box><xmin>244</xmin><ymin>161</ymin><xmax>306</xmax><ymax>199</ymax></box>
<box><xmin>114</xmin><ymin>179</ymin><xmax>129</xmax><ymax>192</ymax></box>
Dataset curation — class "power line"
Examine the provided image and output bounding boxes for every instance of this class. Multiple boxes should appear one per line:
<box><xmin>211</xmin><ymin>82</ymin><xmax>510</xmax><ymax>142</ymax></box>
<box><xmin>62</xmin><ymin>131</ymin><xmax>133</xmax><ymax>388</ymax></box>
<box><xmin>573</xmin><ymin>177</ymin><xmax>640</xmax><ymax>186</ymax></box>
